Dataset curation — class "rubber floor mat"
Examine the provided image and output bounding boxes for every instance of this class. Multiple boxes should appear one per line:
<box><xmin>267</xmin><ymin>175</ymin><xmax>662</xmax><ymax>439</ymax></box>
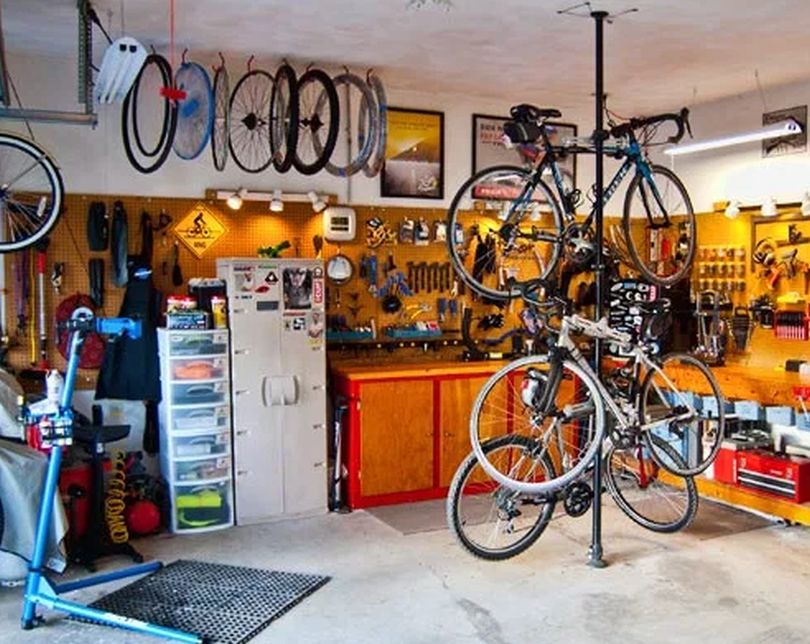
<box><xmin>77</xmin><ymin>559</ymin><xmax>330</xmax><ymax>643</ymax></box>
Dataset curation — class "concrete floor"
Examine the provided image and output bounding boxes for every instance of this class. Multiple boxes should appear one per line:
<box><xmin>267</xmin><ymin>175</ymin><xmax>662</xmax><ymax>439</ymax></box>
<box><xmin>1</xmin><ymin>500</ymin><xmax>809</xmax><ymax>644</ymax></box>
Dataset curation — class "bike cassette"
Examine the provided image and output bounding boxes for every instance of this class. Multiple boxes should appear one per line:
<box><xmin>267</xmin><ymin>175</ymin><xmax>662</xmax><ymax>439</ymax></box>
<box><xmin>563</xmin><ymin>224</ymin><xmax>595</xmax><ymax>266</ymax></box>
<box><xmin>563</xmin><ymin>481</ymin><xmax>593</xmax><ymax>517</ymax></box>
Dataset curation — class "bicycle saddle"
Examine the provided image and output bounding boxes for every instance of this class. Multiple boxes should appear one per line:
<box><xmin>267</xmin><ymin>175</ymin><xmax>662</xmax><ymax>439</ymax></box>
<box><xmin>509</xmin><ymin>104</ymin><xmax>562</xmax><ymax>122</ymax></box>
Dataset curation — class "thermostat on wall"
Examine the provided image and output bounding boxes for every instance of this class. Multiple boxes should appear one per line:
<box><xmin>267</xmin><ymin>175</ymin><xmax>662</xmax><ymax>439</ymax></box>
<box><xmin>323</xmin><ymin>206</ymin><xmax>356</xmax><ymax>242</ymax></box>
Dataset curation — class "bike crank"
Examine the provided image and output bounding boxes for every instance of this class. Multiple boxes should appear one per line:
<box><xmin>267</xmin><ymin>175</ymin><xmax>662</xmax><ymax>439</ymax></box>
<box><xmin>563</xmin><ymin>481</ymin><xmax>593</xmax><ymax>518</ymax></box>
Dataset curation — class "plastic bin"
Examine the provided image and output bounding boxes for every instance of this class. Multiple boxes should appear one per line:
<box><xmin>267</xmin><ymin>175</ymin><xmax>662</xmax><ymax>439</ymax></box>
<box><xmin>702</xmin><ymin>395</ymin><xmax>734</xmax><ymax>417</ymax></box>
<box><xmin>170</xmin><ymin>356</ymin><xmax>228</xmax><ymax>381</ymax></box>
<box><xmin>174</xmin><ymin>455</ymin><xmax>231</xmax><ymax>483</ymax></box>
<box><xmin>172</xmin><ymin>404</ymin><xmax>230</xmax><ymax>432</ymax></box>
<box><xmin>173</xmin><ymin>430</ymin><xmax>230</xmax><ymax>458</ymax></box>
<box><xmin>173</xmin><ymin>480</ymin><xmax>231</xmax><ymax>531</ymax></box>
<box><xmin>166</xmin><ymin>331</ymin><xmax>228</xmax><ymax>357</ymax></box>
<box><xmin>765</xmin><ymin>406</ymin><xmax>796</xmax><ymax>426</ymax></box>
<box><xmin>170</xmin><ymin>380</ymin><xmax>228</xmax><ymax>406</ymax></box>
<box><xmin>734</xmin><ymin>400</ymin><xmax>765</xmax><ymax>422</ymax></box>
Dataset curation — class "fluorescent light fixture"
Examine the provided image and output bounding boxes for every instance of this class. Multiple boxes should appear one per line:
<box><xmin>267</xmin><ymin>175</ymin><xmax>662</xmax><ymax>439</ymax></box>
<box><xmin>724</xmin><ymin>200</ymin><xmax>740</xmax><ymax>219</ymax></box>
<box><xmin>761</xmin><ymin>196</ymin><xmax>778</xmax><ymax>217</ymax></box>
<box><xmin>226</xmin><ymin>188</ymin><xmax>247</xmax><ymax>210</ymax></box>
<box><xmin>308</xmin><ymin>191</ymin><xmax>327</xmax><ymax>213</ymax></box>
<box><xmin>664</xmin><ymin>119</ymin><xmax>802</xmax><ymax>156</ymax></box>
<box><xmin>270</xmin><ymin>189</ymin><xmax>284</xmax><ymax>213</ymax></box>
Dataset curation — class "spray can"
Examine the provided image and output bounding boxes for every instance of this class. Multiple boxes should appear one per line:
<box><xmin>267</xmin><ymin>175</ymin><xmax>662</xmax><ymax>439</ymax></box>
<box><xmin>46</xmin><ymin>369</ymin><xmax>64</xmax><ymax>406</ymax></box>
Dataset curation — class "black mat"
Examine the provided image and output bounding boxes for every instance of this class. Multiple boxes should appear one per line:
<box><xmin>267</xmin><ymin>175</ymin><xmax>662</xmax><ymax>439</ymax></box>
<box><xmin>688</xmin><ymin>498</ymin><xmax>773</xmax><ymax>540</ymax></box>
<box><xmin>78</xmin><ymin>560</ymin><xmax>330</xmax><ymax>643</ymax></box>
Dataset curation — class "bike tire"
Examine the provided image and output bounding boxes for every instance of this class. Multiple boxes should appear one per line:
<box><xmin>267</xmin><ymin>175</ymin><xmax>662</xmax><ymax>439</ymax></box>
<box><xmin>446</xmin><ymin>165</ymin><xmax>564</xmax><ymax>300</ymax></box>
<box><xmin>323</xmin><ymin>72</ymin><xmax>377</xmax><ymax>178</ymax></box>
<box><xmin>211</xmin><ymin>64</ymin><xmax>230</xmax><ymax>171</ymax></box>
<box><xmin>121</xmin><ymin>56</ymin><xmax>178</xmax><ymax>174</ymax></box>
<box><xmin>606</xmin><ymin>434</ymin><xmax>698</xmax><ymax>533</ymax></box>
<box><xmin>447</xmin><ymin>434</ymin><xmax>557</xmax><ymax>560</ymax></box>
<box><xmin>360</xmin><ymin>72</ymin><xmax>387</xmax><ymax>178</ymax></box>
<box><xmin>0</xmin><ymin>133</ymin><xmax>63</xmax><ymax>253</ymax></box>
<box><xmin>130</xmin><ymin>54</ymin><xmax>171</xmax><ymax>158</ymax></box>
<box><xmin>228</xmin><ymin>69</ymin><xmax>273</xmax><ymax>173</ymax></box>
<box><xmin>640</xmin><ymin>352</ymin><xmax>725</xmax><ymax>477</ymax></box>
<box><xmin>173</xmin><ymin>62</ymin><xmax>214</xmax><ymax>160</ymax></box>
<box><xmin>294</xmin><ymin>68</ymin><xmax>339</xmax><ymax>175</ymax></box>
<box><xmin>622</xmin><ymin>164</ymin><xmax>696</xmax><ymax>287</ymax></box>
<box><xmin>470</xmin><ymin>354</ymin><xmax>605</xmax><ymax>495</ymax></box>
<box><xmin>270</xmin><ymin>63</ymin><xmax>299</xmax><ymax>174</ymax></box>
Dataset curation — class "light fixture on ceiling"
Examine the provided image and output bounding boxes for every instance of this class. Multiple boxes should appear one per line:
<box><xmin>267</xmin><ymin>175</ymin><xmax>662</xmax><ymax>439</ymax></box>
<box><xmin>724</xmin><ymin>200</ymin><xmax>741</xmax><ymax>219</ymax></box>
<box><xmin>761</xmin><ymin>196</ymin><xmax>778</xmax><ymax>218</ymax></box>
<box><xmin>308</xmin><ymin>191</ymin><xmax>327</xmax><ymax>213</ymax></box>
<box><xmin>801</xmin><ymin>191</ymin><xmax>810</xmax><ymax>217</ymax></box>
<box><xmin>226</xmin><ymin>188</ymin><xmax>247</xmax><ymax>210</ymax></box>
<box><xmin>664</xmin><ymin>119</ymin><xmax>803</xmax><ymax>156</ymax></box>
<box><xmin>270</xmin><ymin>189</ymin><xmax>284</xmax><ymax>213</ymax></box>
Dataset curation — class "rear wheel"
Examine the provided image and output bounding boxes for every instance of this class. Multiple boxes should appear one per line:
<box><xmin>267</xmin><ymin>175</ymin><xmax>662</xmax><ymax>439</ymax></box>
<box><xmin>211</xmin><ymin>64</ymin><xmax>230</xmax><ymax>171</ymax></box>
<box><xmin>228</xmin><ymin>69</ymin><xmax>273</xmax><ymax>173</ymax></box>
<box><xmin>294</xmin><ymin>68</ymin><xmax>339</xmax><ymax>175</ymax></box>
<box><xmin>447</xmin><ymin>434</ymin><xmax>556</xmax><ymax>560</ymax></box>
<box><xmin>446</xmin><ymin>165</ymin><xmax>564</xmax><ymax>300</ymax></box>
<box><xmin>605</xmin><ymin>435</ymin><xmax>698</xmax><ymax>533</ymax></box>
<box><xmin>323</xmin><ymin>73</ymin><xmax>377</xmax><ymax>177</ymax></box>
<box><xmin>622</xmin><ymin>165</ymin><xmax>695</xmax><ymax>287</ymax></box>
<box><xmin>270</xmin><ymin>63</ymin><xmax>299</xmax><ymax>173</ymax></box>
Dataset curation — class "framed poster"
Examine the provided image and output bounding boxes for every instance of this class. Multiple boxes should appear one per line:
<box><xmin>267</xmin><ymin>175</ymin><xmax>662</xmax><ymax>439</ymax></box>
<box><xmin>382</xmin><ymin>107</ymin><xmax>444</xmax><ymax>199</ymax></box>
<box><xmin>762</xmin><ymin>105</ymin><xmax>807</xmax><ymax>157</ymax></box>
<box><xmin>472</xmin><ymin>113</ymin><xmax>577</xmax><ymax>190</ymax></box>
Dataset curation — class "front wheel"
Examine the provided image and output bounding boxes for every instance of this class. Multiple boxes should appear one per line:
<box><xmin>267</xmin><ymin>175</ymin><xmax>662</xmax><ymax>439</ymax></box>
<box><xmin>446</xmin><ymin>165</ymin><xmax>564</xmax><ymax>301</ymax></box>
<box><xmin>447</xmin><ymin>434</ymin><xmax>556</xmax><ymax>560</ymax></box>
<box><xmin>640</xmin><ymin>352</ymin><xmax>725</xmax><ymax>476</ymax></box>
<box><xmin>469</xmin><ymin>355</ymin><xmax>605</xmax><ymax>495</ymax></box>
<box><xmin>622</xmin><ymin>165</ymin><xmax>695</xmax><ymax>287</ymax></box>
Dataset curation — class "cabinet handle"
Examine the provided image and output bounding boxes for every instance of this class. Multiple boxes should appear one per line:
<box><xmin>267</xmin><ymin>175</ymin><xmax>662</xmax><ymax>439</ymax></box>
<box><xmin>312</xmin><ymin>423</ymin><xmax>326</xmax><ymax>430</ymax></box>
<box><xmin>236</xmin><ymin>470</ymin><xmax>249</xmax><ymax>476</ymax></box>
<box><xmin>313</xmin><ymin>461</ymin><xmax>326</xmax><ymax>468</ymax></box>
<box><xmin>236</xmin><ymin>430</ymin><xmax>250</xmax><ymax>436</ymax></box>
<box><xmin>234</xmin><ymin>348</ymin><xmax>250</xmax><ymax>355</ymax></box>
<box><xmin>233</xmin><ymin>308</ymin><xmax>247</xmax><ymax>314</ymax></box>
<box><xmin>312</xmin><ymin>384</ymin><xmax>326</xmax><ymax>391</ymax></box>
<box><xmin>235</xmin><ymin>389</ymin><xmax>250</xmax><ymax>396</ymax></box>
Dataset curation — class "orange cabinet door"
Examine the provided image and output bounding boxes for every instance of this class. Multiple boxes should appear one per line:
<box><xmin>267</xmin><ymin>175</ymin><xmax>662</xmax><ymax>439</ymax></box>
<box><xmin>359</xmin><ymin>379</ymin><xmax>434</xmax><ymax>497</ymax></box>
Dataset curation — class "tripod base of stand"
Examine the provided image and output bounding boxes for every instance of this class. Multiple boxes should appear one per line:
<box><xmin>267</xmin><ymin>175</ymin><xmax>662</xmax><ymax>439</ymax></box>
<box><xmin>587</xmin><ymin>545</ymin><xmax>608</xmax><ymax>569</ymax></box>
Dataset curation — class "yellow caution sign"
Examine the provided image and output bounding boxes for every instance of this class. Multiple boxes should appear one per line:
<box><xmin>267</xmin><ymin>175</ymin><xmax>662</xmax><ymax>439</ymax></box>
<box><xmin>174</xmin><ymin>202</ymin><xmax>227</xmax><ymax>258</ymax></box>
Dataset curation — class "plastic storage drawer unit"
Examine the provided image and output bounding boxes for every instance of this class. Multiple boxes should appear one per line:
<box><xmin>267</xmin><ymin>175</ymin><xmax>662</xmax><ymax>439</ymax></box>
<box><xmin>166</xmin><ymin>330</ymin><xmax>228</xmax><ymax>356</ymax></box>
<box><xmin>173</xmin><ymin>481</ymin><xmax>232</xmax><ymax>531</ymax></box>
<box><xmin>171</xmin><ymin>404</ymin><xmax>230</xmax><ymax>432</ymax></box>
<box><xmin>173</xmin><ymin>430</ymin><xmax>230</xmax><ymax>458</ymax></box>
<box><xmin>171</xmin><ymin>357</ymin><xmax>228</xmax><ymax>381</ymax></box>
<box><xmin>175</xmin><ymin>455</ymin><xmax>231</xmax><ymax>483</ymax></box>
<box><xmin>170</xmin><ymin>380</ymin><xmax>228</xmax><ymax>406</ymax></box>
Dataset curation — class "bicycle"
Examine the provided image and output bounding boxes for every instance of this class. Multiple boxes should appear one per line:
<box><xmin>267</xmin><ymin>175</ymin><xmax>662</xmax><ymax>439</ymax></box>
<box><xmin>446</xmin><ymin>104</ymin><xmax>695</xmax><ymax>300</ymax></box>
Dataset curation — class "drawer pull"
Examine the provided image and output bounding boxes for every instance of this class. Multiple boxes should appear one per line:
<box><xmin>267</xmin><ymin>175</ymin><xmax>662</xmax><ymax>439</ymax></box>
<box><xmin>235</xmin><ymin>430</ymin><xmax>250</xmax><ymax>436</ymax></box>
<box><xmin>235</xmin><ymin>389</ymin><xmax>250</xmax><ymax>396</ymax></box>
<box><xmin>312</xmin><ymin>384</ymin><xmax>326</xmax><ymax>391</ymax></box>
<box><xmin>313</xmin><ymin>461</ymin><xmax>326</xmax><ymax>468</ymax></box>
<box><xmin>236</xmin><ymin>469</ymin><xmax>249</xmax><ymax>476</ymax></box>
<box><xmin>234</xmin><ymin>348</ymin><xmax>250</xmax><ymax>355</ymax></box>
<box><xmin>312</xmin><ymin>423</ymin><xmax>326</xmax><ymax>430</ymax></box>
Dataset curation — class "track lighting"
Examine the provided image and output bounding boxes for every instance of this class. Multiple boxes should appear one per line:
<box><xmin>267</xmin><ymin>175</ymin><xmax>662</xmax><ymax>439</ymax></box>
<box><xmin>801</xmin><ymin>191</ymin><xmax>810</xmax><ymax>217</ymax></box>
<box><xmin>226</xmin><ymin>188</ymin><xmax>247</xmax><ymax>210</ymax></box>
<box><xmin>308</xmin><ymin>191</ymin><xmax>327</xmax><ymax>213</ymax></box>
<box><xmin>724</xmin><ymin>200</ymin><xmax>740</xmax><ymax>219</ymax></box>
<box><xmin>664</xmin><ymin>119</ymin><xmax>802</xmax><ymax>156</ymax></box>
<box><xmin>270</xmin><ymin>189</ymin><xmax>284</xmax><ymax>213</ymax></box>
<box><xmin>761</xmin><ymin>196</ymin><xmax>778</xmax><ymax>218</ymax></box>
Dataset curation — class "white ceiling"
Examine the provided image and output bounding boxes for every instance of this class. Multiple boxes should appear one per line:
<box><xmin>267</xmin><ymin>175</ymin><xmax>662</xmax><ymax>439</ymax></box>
<box><xmin>4</xmin><ymin>0</ymin><xmax>810</xmax><ymax>116</ymax></box>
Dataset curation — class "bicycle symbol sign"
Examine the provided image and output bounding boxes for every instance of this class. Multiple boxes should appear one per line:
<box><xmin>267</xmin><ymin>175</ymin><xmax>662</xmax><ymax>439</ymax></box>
<box><xmin>174</xmin><ymin>202</ymin><xmax>228</xmax><ymax>258</ymax></box>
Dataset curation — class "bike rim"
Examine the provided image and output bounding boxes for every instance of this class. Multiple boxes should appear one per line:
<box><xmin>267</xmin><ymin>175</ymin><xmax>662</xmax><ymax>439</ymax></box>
<box><xmin>212</xmin><ymin>65</ymin><xmax>230</xmax><ymax>171</ymax></box>
<box><xmin>228</xmin><ymin>69</ymin><xmax>273</xmax><ymax>173</ymax></box>
<box><xmin>324</xmin><ymin>73</ymin><xmax>377</xmax><ymax>177</ymax></box>
<box><xmin>173</xmin><ymin>62</ymin><xmax>214</xmax><ymax>160</ymax></box>
<box><xmin>294</xmin><ymin>68</ymin><xmax>338</xmax><ymax>175</ymax></box>
<box><xmin>270</xmin><ymin>64</ymin><xmax>299</xmax><ymax>173</ymax></box>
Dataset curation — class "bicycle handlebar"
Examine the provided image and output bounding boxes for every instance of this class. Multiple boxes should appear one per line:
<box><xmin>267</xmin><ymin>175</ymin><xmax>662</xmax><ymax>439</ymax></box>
<box><xmin>609</xmin><ymin>107</ymin><xmax>691</xmax><ymax>144</ymax></box>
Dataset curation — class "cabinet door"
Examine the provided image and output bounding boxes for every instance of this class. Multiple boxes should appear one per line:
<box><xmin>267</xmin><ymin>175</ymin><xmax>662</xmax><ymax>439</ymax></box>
<box><xmin>439</xmin><ymin>375</ymin><xmax>506</xmax><ymax>487</ymax></box>
<box><xmin>359</xmin><ymin>379</ymin><xmax>434</xmax><ymax>497</ymax></box>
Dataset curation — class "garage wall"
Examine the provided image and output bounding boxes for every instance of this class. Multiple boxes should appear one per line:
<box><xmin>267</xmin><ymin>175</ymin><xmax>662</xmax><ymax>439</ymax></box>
<box><xmin>3</xmin><ymin>51</ymin><xmax>596</xmax><ymax>207</ymax></box>
<box><xmin>652</xmin><ymin>78</ymin><xmax>810</xmax><ymax>213</ymax></box>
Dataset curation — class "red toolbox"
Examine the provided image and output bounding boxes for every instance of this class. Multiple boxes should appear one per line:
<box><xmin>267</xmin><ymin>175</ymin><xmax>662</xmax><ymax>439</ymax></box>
<box><xmin>713</xmin><ymin>447</ymin><xmax>738</xmax><ymax>484</ymax></box>
<box><xmin>736</xmin><ymin>450</ymin><xmax>810</xmax><ymax>503</ymax></box>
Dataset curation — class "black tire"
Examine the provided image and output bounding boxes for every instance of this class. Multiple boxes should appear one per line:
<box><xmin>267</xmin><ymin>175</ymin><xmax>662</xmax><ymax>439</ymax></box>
<box><xmin>324</xmin><ymin>72</ymin><xmax>378</xmax><ymax>177</ymax></box>
<box><xmin>294</xmin><ymin>68</ymin><xmax>339</xmax><ymax>175</ymax></box>
<box><xmin>121</xmin><ymin>54</ymin><xmax>177</xmax><ymax>174</ymax></box>
<box><xmin>447</xmin><ymin>434</ymin><xmax>556</xmax><ymax>560</ymax></box>
<box><xmin>270</xmin><ymin>63</ymin><xmax>299</xmax><ymax>173</ymax></box>
<box><xmin>228</xmin><ymin>69</ymin><xmax>273</xmax><ymax>173</ymax></box>
<box><xmin>606</xmin><ymin>435</ymin><xmax>698</xmax><ymax>533</ymax></box>
<box><xmin>0</xmin><ymin>133</ymin><xmax>64</xmax><ymax>252</ymax></box>
<box><xmin>211</xmin><ymin>64</ymin><xmax>230</xmax><ymax>172</ymax></box>
<box><xmin>130</xmin><ymin>54</ymin><xmax>172</xmax><ymax>158</ymax></box>
<box><xmin>640</xmin><ymin>352</ymin><xmax>725</xmax><ymax>477</ymax></box>
<box><xmin>361</xmin><ymin>72</ymin><xmax>387</xmax><ymax>178</ymax></box>
<box><xmin>622</xmin><ymin>164</ymin><xmax>695</xmax><ymax>287</ymax></box>
<box><xmin>446</xmin><ymin>165</ymin><xmax>564</xmax><ymax>301</ymax></box>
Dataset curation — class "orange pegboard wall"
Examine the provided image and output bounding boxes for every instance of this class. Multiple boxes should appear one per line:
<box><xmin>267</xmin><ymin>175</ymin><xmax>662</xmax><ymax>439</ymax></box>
<box><xmin>4</xmin><ymin>195</ymin><xmax>515</xmax><ymax>387</ymax></box>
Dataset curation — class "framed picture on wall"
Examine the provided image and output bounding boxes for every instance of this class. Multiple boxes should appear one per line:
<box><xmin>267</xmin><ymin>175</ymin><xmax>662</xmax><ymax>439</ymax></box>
<box><xmin>471</xmin><ymin>113</ymin><xmax>578</xmax><ymax>191</ymax></box>
<box><xmin>381</xmin><ymin>107</ymin><xmax>444</xmax><ymax>199</ymax></box>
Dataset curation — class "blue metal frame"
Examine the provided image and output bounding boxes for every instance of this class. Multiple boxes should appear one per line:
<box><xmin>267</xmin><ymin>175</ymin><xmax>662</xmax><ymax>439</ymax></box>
<box><xmin>20</xmin><ymin>312</ymin><xmax>202</xmax><ymax>643</ymax></box>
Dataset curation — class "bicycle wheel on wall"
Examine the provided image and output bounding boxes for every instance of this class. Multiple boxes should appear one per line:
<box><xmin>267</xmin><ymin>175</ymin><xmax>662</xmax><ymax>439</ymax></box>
<box><xmin>605</xmin><ymin>435</ymin><xmax>698</xmax><ymax>533</ymax></box>
<box><xmin>446</xmin><ymin>165</ymin><xmax>564</xmax><ymax>301</ymax></box>
<box><xmin>294</xmin><ymin>68</ymin><xmax>339</xmax><ymax>175</ymax></box>
<box><xmin>0</xmin><ymin>134</ymin><xmax>64</xmax><ymax>252</ymax></box>
<box><xmin>469</xmin><ymin>355</ymin><xmax>605</xmax><ymax>495</ymax></box>
<box><xmin>447</xmin><ymin>434</ymin><xmax>557</xmax><ymax>560</ymax></box>
<box><xmin>270</xmin><ymin>63</ymin><xmax>299</xmax><ymax>173</ymax></box>
<box><xmin>622</xmin><ymin>165</ymin><xmax>696</xmax><ymax>287</ymax></box>
<box><xmin>211</xmin><ymin>63</ymin><xmax>230</xmax><ymax>171</ymax></box>
<box><xmin>228</xmin><ymin>69</ymin><xmax>273</xmax><ymax>173</ymax></box>
<box><xmin>173</xmin><ymin>62</ymin><xmax>214</xmax><ymax>160</ymax></box>
<box><xmin>324</xmin><ymin>72</ymin><xmax>377</xmax><ymax>178</ymax></box>
<box><xmin>640</xmin><ymin>352</ymin><xmax>725</xmax><ymax>477</ymax></box>
<box><xmin>360</xmin><ymin>71</ymin><xmax>387</xmax><ymax>178</ymax></box>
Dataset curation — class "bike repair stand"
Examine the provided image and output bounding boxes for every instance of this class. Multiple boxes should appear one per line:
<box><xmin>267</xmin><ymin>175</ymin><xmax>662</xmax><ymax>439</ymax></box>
<box><xmin>20</xmin><ymin>310</ymin><xmax>202</xmax><ymax>643</ymax></box>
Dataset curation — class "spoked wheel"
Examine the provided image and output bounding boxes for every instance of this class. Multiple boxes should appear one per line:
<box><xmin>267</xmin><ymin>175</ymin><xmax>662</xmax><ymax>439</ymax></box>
<box><xmin>447</xmin><ymin>434</ymin><xmax>556</xmax><ymax>560</ymax></box>
<box><xmin>640</xmin><ymin>352</ymin><xmax>725</xmax><ymax>477</ymax></box>
<box><xmin>324</xmin><ymin>72</ymin><xmax>378</xmax><ymax>178</ymax></box>
<box><xmin>294</xmin><ymin>68</ymin><xmax>339</xmax><ymax>175</ymax></box>
<box><xmin>446</xmin><ymin>165</ymin><xmax>564</xmax><ymax>300</ymax></box>
<box><xmin>605</xmin><ymin>435</ymin><xmax>698</xmax><ymax>533</ymax></box>
<box><xmin>228</xmin><ymin>69</ymin><xmax>273</xmax><ymax>173</ymax></box>
<box><xmin>622</xmin><ymin>165</ymin><xmax>695</xmax><ymax>287</ymax></box>
<box><xmin>121</xmin><ymin>53</ymin><xmax>177</xmax><ymax>174</ymax></box>
<box><xmin>270</xmin><ymin>63</ymin><xmax>299</xmax><ymax>173</ymax></box>
<box><xmin>173</xmin><ymin>62</ymin><xmax>214</xmax><ymax>160</ymax></box>
<box><xmin>0</xmin><ymin>134</ymin><xmax>64</xmax><ymax>252</ymax></box>
<box><xmin>211</xmin><ymin>63</ymin><xmax>230</xmax><ymax>171</ymax></box>
<box><xmin>360</xmin><ymin>71</ymin><xmax>387</xmax><ymax>178</ymax></box>
<box><xmin>469</xmin><ymin>355</ymin><xmax>605</xmax><ymax>495</ymax></box>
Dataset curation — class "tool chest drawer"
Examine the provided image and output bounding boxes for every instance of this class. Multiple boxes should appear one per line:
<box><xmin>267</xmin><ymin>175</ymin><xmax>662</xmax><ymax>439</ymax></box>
<box><xmin>736</xmin><ymin>450</ymin><xmax>810</xmax><ymax>503</ymax></box>
<box><xmin>170</xmin><ymin>380</ymin><xmax>228</xmax><ymax>406</ymax></box>
<box><xmin>169</xmin><ymin>356</ymin><xmax>228</xmax><ymax>381</ymax></box>
<box><xmin>163</xmin><ymin>330</ymin><xmax>229</xmax><ymax>357</ymax></box>
<box><xmin>172</xmin><ymin>430</ymin><xmax>231</xmax><ymax>458</ymax></box>
<box><xmin>171</xmin><ymin>404</ymin><xmax>230</xmax><ymax>432</ymax></box>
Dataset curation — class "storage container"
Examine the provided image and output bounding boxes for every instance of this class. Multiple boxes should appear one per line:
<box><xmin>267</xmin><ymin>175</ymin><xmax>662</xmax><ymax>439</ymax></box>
<box><xmin>170</xmin><ymin>380</ymin><xmax>228</xmax><ymax>406</ymax></box>
<box><xmin>172</xmin><ymin>430</ymin><xmax>230</xmax><ymax>458</ymax></box>
<box><xmin>170</xmin><ymin>356</ymin><xmax>228</xmax><ymax>381</ymax></box>
<box><xmin>174</xmin><ymin>455</ymin><xmax>231</xmax><ymax>483</ymax></box>
<box><xmin>765</xmin><ymin>406</ymin><xmax>796</xmax><ymax>427</ymax></box>
<box><xmin>702</xmin><ymin>395</ymin><xmax>734</xmax><ymax>417</ymax></box>
<box><xmin>171</xmin><ymin>404</ymin><xmax>230</xmax><ymax>432</ymax></box>
<box><xmin>173</xmin><ymin>481</ymin><xmax>232</xmax><ymax>531</ymax></box>
<box><xmin>164</xmin><ymin>330</ymin><xmax>228</xmax><ymax>356</ymax></box>
<box><xmin>734</xmin><ymin>400</ymin><xmax>766</xmax><ymax>422</ymax></box>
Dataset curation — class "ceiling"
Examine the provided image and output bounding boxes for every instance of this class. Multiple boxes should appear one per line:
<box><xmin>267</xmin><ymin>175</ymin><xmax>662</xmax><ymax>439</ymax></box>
<box><xmin>5</xmin><ymin>0</ymin><xmax>810</xmax><ymax>116</ymax></box>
